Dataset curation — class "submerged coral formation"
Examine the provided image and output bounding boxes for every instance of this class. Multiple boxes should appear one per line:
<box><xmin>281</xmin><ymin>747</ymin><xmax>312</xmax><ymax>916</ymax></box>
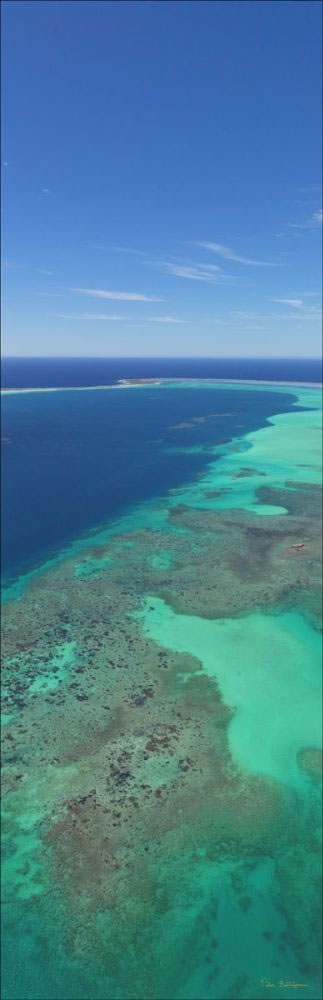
<box><xmin>1</xmin><ymin>384</ymin><xmax>322</xmax><ymax>1000</ymax></box>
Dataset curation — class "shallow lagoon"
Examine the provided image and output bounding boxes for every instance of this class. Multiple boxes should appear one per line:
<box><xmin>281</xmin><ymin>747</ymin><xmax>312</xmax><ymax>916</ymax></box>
<box><xmin>1</xmin><ymin>381</ymin><xmax>322</xmax><ymax>1000</ymax></box>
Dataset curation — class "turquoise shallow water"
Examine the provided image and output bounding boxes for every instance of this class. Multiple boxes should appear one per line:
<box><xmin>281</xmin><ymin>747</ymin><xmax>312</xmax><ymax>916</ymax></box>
<box><xmin>164</xmin><ymin>386</ymin><xmax>322</xmax><ymax>516</ymax></box>
<box><xmin>1</xmin><ymin>381</ymin><xmax>322</xmax><ymax>1000</ymax></box>
<box><xmin>141</xmin><ymin>601</ymin><xmax>322</xmax><ymax>789</ymax></box>
<box><xmin>140</xmin><ymin>388</ymin><xmax>323</xmax><ymax>788</ymax></box>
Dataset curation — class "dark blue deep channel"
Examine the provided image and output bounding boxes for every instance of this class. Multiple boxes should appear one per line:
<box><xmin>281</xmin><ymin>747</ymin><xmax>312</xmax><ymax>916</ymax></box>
<box><xmin>1</xmin><ymin>357</ymin><xmax>320</xmax><ymax>584</ymax></box>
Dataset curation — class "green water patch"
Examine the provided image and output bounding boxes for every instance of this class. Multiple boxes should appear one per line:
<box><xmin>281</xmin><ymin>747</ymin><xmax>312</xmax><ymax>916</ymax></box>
<box><xmin>4</xmin><ymin>640</ymin><xmax>77</xmax><ymax>704</ymax></box>
<box><xmin>74</xmin><ymin>556</ymin><xmax>114</xmax><ymax>578</ymax></box>
<box><xmin>1</xmin><ymin>713</ymin><xmax>16</xmax><ymax>727</ymax></box>
<box><xmin>2</xmin><ymin>826</ymin><xmax>44</xmax><ymax>903</ymax></box>
<box><xmin>149</xmin><ymin>551</ymin><xmax>174</xmax><ymax>570</ymax></box>
<box><xmin>2</xmin><ymin>791</ymin><xmax>46</xmax><ymax>905</ymax></box>
<box><xmin>151</xmin><ymin>852</ymin><xmax>314</xmax><ymax>1000</ymax></box>
<box><xmin>140</xmin><ymin>597</ymin><xmax>322</xmax><ymax>789</ymax></box>
<box><xmin>163</xmin><ymin>445</ymin><xmax>210</xmax><ymax>455</ymax></box>
<box><xmin>29</xmin><ymin>641</ymin><xmax>76</xmax><ymax>693</ymax></box>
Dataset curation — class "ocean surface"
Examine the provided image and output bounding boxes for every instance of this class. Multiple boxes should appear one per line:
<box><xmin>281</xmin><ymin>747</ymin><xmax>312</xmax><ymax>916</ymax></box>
<box><xmin>2</xmin><ymin>355</ymin><xmax>322</xmax><ymax>389</ymax></box>
<box><xmin>1</xmin><ymin>358</ymin><xmax>322</xmax><ymax>1000</ymax></box>
<box><xmin>1</xmin><ymin>357</ymin><xmax>321</xmax><ymax>584</ymax></box>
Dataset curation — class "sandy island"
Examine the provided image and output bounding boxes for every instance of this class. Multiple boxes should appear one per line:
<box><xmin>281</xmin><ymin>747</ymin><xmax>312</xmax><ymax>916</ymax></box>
<box><xmin>1</xmin><ymin>377</ymin><xmax>322</xmax><ymax>395</ymax></box>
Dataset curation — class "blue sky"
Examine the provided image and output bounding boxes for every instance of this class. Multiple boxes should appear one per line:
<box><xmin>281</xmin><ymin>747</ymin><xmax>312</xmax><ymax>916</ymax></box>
<box><xmin>2</xmin><ymin>0</ymin><xmax>322</xmax><ymax>357</ymax></box>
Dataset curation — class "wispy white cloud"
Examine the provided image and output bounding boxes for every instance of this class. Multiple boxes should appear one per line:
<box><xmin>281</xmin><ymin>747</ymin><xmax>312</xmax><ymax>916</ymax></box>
<box><xmin>162</xmin><ymin>264</ymin><xmax>219</xmax><ymax>282</ymax></box>
<box><xmin>272</xmin><ymin>298</ymin><xmax>303</xmax><ymax>308</ymax></box>
<box><xmin>58</xmin><ymin>313</ymin><xmax>126</xmax><ymax>321</ymax></box>
<box><xmin>97</xmin><ymin>248</ymin><xmax>229</xmax><ymax>284</ymax></box>
<box><xmin>70</xmin><ymin>287</ymin><xmax>164</xmax><ymax>302</ymax></box>
<box><xmin>153</xmin><ymin>261</ymin><xmax>236</xmax><ymax>283</ymax></box>
<box><xmin>272</xmin><ymin>297</ymin><xmax>322</xmax><ymax>312</ymax></box>
<box><xmin>58</xmin><ymin>313</ymin><xmax>184</xmax><ymax>323</ymax></box>
<box><xmin>287</xmin><ymin>208</ymin><xmax>322</xmax><ymax>230</ymax></box>
<box><xmin>232</xmin><ymin>308</ymin><xmax>322</xmax><ymax>323</ymax></box>
<box><xmin>143</xmin><ymin>315</ymin><xmax>184</xmax><ymax>323</ymax></box>
<box><xmin>194</xmin><ymin>241</ymin><xmax>278</xmax><ymax>266</ymax></box>
<box><xmin>36</xmin><ymin>268</ymin><xmax>53</xmax><ymax>276</ymax></box>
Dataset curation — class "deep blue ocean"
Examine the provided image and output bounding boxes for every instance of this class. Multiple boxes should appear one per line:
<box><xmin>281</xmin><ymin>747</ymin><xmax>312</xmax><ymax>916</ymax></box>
<box><xmin>2</xmin><ymin>355</ymin><xmax>322</xmax><ymax>388</ymax></box>
<box><xmin>1</xmin><ymin>357</ymin><xmax>321</xmax><ymax>586</ymax></box>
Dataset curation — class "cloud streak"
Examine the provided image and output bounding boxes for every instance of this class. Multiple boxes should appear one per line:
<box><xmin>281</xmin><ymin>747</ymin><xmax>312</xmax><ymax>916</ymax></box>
<box><xmin>144</xmin><ymin>315</ymin><xmax>184</xmax><ymax>323</ymax></box>
<box><xmin>58</xmin><ymin>313</ymin><xmax>126</xmax><ymax>321</ymax></box>
<box><xmin>232</xmin><ymin>308</ymin><xmax>322</xmax><ymax>323</ymax></box>
<box><xmin>58</xmin><ymin>313</ymin><xmax>184</xmax><ymax>323</ymax></box>
<box><xmin>70</xmin><ymin>287</ymin><xmax>164</xmax><ymax>302</ymax></box>
<box><xmin>287</xmin><ymin>208</ymin><xmax>323</xmax><ymax>230</ymax></box>
<box><xmin>272</xmin><ymin>298</ymin><xmax>303</xmax><ymax>308</ymax></box>
<box><xmin>194</xmin><ymin>241</ymin><xmax>278</xmax><ymax>266</ymax></box>
<box><xmin>154</xmin><ymin>261</ymin><xmax>236</xmax><ymax>283</ymax></box>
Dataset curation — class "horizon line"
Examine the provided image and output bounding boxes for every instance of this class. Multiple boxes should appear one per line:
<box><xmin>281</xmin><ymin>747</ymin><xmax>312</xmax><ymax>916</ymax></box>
<box><xmin>2</xmin><ymin>355</ymin><xmax>322</xmax><ymax>361</ymax></box>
